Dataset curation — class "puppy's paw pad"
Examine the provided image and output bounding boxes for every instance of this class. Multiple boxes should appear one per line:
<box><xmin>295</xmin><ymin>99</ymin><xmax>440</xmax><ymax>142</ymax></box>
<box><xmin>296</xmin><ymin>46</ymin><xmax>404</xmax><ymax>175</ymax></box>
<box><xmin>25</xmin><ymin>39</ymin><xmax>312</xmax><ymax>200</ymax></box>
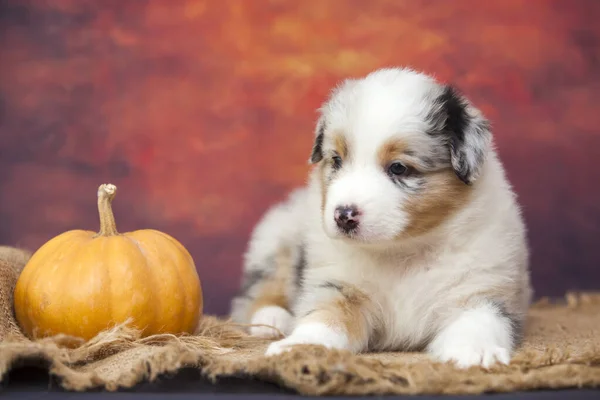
<box><xmin>250</xmin><ymin>306</ymin><xmax>293</xmax><ymax>338</ymax></box>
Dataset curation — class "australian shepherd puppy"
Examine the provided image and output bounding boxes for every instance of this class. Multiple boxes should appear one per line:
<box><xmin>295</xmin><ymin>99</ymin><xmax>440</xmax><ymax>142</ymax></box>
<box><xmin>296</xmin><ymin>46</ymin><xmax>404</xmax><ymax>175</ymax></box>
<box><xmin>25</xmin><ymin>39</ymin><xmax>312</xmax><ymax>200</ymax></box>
<box><xmin>230</xmin><ymin>67</ymin><xmax>532</xmax><ymax>369</ymax></box>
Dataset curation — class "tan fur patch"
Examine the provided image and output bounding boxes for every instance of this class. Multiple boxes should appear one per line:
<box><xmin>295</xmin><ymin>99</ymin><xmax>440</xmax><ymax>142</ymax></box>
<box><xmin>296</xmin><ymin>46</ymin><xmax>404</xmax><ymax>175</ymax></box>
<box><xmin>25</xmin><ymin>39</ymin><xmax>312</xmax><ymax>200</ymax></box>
<box><xmin>333</xmin><ymin>132</ymin><xmax>349</xmax><ymax>159</ymax></box>
<box><xmin>302</xmin><ymin>284</ymin><xmax>370</xmax><ymax>346</ymax></box>
<box><xmin>318</xmin><ymin>132</ymin><xmax>349</xmax><ymax>214</ymax></box>
<box><xmin>377</xmin><ymin>137</ymin><xmax>472</xmax><ymax>237</ymax></box>
<box><xmin>248</xmin><ymin>247</ymin><xmax>294</xmax><ymax>319</ymax></box>
<box><xmin>319</xmin><ymin>163</ymin><xmax>329</xmax><ymax>213</ymax></box>
<box><xmin>401</xmin><ymin>168</ymin><xmax>472</xmax><ymax>237</ymax></box>
<box><xmin>377</xmin><ymin>139</ymin><xmax>409</xmax><ymax>167</ymax></box>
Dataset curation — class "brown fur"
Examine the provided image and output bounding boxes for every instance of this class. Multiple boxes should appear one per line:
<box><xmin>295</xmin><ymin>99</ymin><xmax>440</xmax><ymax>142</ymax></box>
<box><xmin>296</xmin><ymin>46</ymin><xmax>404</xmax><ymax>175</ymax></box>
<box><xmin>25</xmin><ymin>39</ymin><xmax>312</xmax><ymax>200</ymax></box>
<box><xmin>332</xmin><ymin>132</ymin><xmax>349</xmax><ymax>159</ymax></box>
<box><xmin>302</xmin><ymin>284</ymin><xmax>370</xmax><ymax>347</ymax></box>
<box><xmin>401</xmin><ymin>168</ymin><xmax>472</xmax><ymax>237</ymax></box>
<box><xmin>376</xmin><ymin>138</ymin><xmax>472</xmax><ymax>238</ymax></box>
<box><xmin>318</xmin><ymin>163</ymin><xmax>329</xmax><ymax>213</ymax></box>
<box><xmin>318</xmin><ymin>132</ymin><xmax>349</xmax><ymax>213</ymax></box>
<box><xmin>377</xmin><ymin>139</ymin><xmax>409</xmax><ymax>168</ymax></box>
<box><xmin>247</xmin><ymin>247</ymin><xmax>294</xmax><ymax>320</ymax></box>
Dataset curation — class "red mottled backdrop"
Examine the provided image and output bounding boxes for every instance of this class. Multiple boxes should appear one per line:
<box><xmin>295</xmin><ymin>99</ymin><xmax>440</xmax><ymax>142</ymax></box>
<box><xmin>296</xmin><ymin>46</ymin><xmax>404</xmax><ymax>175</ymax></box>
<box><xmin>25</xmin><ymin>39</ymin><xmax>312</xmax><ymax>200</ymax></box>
<box><xmin>1</xmin><ymin>0</ymin><xmax>599</xmax><ymax>315</ymax></box>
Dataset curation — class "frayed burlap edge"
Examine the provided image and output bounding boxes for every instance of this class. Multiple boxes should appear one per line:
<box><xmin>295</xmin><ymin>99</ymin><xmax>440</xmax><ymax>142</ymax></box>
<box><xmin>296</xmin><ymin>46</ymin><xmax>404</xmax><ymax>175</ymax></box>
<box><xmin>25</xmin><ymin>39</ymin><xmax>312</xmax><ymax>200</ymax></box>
<box><xmin>2</xmin><ymin>246</ymin><xmax>600</xmax><ymax>395</ymax></box>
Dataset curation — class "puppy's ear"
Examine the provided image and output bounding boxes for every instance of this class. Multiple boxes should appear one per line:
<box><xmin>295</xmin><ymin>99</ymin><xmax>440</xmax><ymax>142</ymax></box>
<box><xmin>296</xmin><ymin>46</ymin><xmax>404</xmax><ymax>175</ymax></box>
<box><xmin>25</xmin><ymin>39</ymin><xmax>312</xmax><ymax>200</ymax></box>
<box><xmin>309</xmin><ymin>117</ymin><xmax>326</xmax><ymax>164</ymax></box>
<box><xmin>437</xmin><ymin>85</ymin><xmax>492</xmax><ymax>185</ymax></box>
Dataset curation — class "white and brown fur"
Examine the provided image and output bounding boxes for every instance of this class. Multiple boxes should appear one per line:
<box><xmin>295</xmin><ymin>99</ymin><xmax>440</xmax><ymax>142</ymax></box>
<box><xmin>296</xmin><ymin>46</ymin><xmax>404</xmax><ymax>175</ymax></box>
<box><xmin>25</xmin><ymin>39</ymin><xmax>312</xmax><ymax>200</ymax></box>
<box><xmin>230</xmin><ymin>67</ymin><xmax>532</xmax><ymax>368</ymax></box>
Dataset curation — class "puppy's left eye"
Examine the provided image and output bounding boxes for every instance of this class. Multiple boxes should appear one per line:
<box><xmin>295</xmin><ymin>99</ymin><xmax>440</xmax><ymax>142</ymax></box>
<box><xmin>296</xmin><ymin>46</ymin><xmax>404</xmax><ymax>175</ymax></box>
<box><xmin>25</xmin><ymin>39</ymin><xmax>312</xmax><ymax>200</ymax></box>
<box><xmin>388</xmin><ymin>162</ymin><xmax>408</xmax><ymax>176</ymax></box>
<box><xmin>332</xmin><ymin>155</ymin><xmax>343</xmax><ymax>170</ymax></box>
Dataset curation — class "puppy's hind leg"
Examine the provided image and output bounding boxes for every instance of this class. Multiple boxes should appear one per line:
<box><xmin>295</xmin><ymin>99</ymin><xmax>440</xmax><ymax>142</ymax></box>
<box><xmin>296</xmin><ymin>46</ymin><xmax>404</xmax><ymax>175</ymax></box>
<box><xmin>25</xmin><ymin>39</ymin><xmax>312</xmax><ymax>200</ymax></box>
<box><xmin>242</xmin><ymin>247</ymin><xmax>296</xmax><ymax>339</ymax></box>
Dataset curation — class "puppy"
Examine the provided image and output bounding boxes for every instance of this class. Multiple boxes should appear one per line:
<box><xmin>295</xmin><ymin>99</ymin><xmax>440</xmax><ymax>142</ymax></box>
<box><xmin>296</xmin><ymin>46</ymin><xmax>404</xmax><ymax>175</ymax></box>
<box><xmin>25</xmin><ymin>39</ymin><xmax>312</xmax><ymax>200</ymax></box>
<box><xmin>230</xmin><ymin>67</ymin><xmax>532</xmax><ymax>369</ymax></box>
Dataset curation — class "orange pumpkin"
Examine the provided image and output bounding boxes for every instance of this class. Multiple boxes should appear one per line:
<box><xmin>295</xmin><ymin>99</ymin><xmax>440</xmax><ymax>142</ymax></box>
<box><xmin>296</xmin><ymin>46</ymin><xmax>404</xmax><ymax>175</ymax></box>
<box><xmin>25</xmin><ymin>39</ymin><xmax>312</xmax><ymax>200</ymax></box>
<box><xmin>13</xmin><ymin>184</ymin><xmax>202</xmax><ymax>341</ymax></box>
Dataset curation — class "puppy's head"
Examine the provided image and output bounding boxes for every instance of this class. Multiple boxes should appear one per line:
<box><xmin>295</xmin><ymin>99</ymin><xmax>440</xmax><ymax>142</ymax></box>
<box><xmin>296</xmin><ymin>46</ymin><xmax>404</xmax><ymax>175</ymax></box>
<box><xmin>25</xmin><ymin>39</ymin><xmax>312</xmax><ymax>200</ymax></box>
<box><xmin>309</xmin><ymin>68</ymin><xmax>492</xmax><ymax>243</ymax></box>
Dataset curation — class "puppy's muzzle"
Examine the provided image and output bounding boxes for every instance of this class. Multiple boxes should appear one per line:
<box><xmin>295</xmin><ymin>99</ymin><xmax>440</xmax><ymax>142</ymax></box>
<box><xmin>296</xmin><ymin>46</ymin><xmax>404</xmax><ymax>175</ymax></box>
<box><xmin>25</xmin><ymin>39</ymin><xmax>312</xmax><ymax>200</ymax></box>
<box><xmin>334</xmin><ymin>205</ymin><xmax>360</xmax><ymax>233</ymax></box>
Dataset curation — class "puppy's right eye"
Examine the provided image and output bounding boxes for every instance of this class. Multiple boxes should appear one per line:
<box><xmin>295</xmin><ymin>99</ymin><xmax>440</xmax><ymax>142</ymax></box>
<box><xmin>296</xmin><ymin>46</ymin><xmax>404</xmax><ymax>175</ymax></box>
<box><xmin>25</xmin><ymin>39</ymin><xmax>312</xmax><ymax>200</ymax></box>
<box><xmin>332</xmin><ymin>155</ymin><xmax>343</xmax><ymax>170</ymax></box>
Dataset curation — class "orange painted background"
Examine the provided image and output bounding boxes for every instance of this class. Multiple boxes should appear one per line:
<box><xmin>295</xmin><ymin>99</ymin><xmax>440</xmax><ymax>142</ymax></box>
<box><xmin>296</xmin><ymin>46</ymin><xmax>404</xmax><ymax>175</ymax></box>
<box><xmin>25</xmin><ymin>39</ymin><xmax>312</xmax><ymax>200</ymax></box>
<box><xmin>1</xmin><ymin>0</ymin><xmax>599</xmax><ymax>315</ymax></box>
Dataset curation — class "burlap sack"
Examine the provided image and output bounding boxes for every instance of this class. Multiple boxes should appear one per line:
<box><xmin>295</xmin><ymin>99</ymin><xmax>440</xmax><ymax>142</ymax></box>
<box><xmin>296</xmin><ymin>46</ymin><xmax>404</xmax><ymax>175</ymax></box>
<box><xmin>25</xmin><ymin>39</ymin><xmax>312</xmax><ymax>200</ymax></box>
<box><xmin>1</xmin><ymin>245</ymin><xmax>599</xmax><ymax>395</ymax></box>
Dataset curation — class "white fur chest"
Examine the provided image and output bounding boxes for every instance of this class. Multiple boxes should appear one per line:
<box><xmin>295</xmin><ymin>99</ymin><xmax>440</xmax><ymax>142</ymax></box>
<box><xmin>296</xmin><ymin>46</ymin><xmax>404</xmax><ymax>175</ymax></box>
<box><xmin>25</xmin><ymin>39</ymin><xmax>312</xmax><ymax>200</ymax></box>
<box><xmin>304</xmin><ymin>229</ymin><xmax>475</xmax><ymax>351</ymax></box>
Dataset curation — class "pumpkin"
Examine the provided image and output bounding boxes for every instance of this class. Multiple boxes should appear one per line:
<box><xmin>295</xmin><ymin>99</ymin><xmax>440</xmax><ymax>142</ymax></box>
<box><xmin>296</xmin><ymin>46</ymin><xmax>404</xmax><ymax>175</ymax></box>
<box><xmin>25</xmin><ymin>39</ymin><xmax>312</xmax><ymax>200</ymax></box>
<box><xmin>13</xmin><ymin>183</ymin><xmax>202</xmax><ymax>341</ymax></box>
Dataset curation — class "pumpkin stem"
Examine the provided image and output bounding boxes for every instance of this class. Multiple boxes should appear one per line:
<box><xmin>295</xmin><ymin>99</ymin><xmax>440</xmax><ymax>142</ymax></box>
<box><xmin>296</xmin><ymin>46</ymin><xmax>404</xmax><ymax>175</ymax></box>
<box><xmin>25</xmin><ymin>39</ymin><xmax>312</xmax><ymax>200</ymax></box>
<box><xmin>96</xmin><ymin>184</ymin><xmax>119</xmax><ymax>237</ymax></box>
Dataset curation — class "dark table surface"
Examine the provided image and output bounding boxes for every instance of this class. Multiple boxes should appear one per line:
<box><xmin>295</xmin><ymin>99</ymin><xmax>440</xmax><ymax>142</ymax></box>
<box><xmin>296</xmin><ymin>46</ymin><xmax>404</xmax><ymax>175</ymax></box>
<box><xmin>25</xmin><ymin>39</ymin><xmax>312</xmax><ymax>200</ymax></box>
<box><xmin>2</xmin><ymin>366</ymin><xmax>599</xmax><ymax>399</ymax></box>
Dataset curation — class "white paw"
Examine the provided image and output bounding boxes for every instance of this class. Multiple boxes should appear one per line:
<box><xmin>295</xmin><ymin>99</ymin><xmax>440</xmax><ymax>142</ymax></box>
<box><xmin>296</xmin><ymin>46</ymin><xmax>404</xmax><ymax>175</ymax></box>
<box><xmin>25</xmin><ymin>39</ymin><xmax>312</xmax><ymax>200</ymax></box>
<box><xmin>265</xmin><ymin>322</ymin><xmax>350</xmax><ymax>356</ymax></box>
<box><xmin>250</xmin><ymin>306</ymin><xmax>293</xmax><ymax>338</ymax></box>
<box><xmin>428</xmin><ymin>304</ymin><xmax>513</xmax><ymax>369</ymax></box>
<box><xmin>435</xmin><ymin>344</ymin><xmax>511</xmax><ymax>369</ymax></box>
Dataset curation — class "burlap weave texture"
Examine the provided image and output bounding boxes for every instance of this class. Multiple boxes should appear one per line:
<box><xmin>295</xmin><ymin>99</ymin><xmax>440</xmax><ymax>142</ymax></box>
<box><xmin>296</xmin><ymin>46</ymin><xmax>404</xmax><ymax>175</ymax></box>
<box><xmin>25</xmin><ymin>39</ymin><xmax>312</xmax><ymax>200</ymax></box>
<box><xmin>1</xmin><ymin>246</ymin><xmax>599</xmax><ymax>395</ymax></box>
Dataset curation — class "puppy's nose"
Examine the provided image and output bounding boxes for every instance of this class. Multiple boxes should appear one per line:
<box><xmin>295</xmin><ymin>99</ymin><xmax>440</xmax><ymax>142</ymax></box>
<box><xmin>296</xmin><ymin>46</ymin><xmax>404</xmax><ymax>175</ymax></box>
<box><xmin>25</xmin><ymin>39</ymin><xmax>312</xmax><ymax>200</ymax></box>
<box><xmin>334</xmin><ymin>205</ymin><xmax>360</xmax><ymax>232</ymax></box>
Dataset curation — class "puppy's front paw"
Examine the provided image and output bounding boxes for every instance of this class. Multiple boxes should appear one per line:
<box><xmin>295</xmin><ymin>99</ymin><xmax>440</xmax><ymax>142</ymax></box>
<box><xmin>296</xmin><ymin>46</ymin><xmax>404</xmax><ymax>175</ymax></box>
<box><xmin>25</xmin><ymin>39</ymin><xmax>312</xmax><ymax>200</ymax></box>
<box><xmin>265</xmin><ymin>322</ymin><xmax>350</xmax><ymax>356</ymax></box>
<box><xmin>428</xmin><ymin>304</ymin><xmax>514</xmax><ymax>369</ymax></box>
<box><xmin>250</xmin><ymin>306</ymin><xmax>293</xmax><ymax>338</ymax></box>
